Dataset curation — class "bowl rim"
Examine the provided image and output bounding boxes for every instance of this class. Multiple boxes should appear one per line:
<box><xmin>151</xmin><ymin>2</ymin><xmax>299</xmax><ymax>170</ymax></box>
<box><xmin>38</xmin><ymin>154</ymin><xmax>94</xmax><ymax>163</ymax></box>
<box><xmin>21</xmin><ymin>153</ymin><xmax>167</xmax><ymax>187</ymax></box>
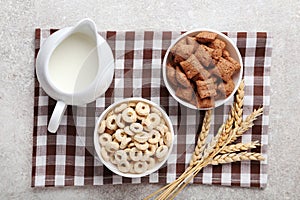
<box><xmin>162</xmin><ymin>28</ymin><xmax>243</xmax><ymax>110</ymax></box>
<box><xmin>93</xmin><ymin>97</ymin><xmax>175</xmax><ymax>178</ymax></box>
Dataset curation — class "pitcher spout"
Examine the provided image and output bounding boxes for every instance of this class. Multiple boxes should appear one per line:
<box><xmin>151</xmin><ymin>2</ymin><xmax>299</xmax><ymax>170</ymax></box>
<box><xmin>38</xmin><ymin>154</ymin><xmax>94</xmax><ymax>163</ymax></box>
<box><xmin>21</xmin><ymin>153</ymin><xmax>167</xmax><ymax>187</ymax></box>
<box><xmin>72</xmin><ymin>18</ymin><xmax>99</xmax><ymax>42</ymax></box>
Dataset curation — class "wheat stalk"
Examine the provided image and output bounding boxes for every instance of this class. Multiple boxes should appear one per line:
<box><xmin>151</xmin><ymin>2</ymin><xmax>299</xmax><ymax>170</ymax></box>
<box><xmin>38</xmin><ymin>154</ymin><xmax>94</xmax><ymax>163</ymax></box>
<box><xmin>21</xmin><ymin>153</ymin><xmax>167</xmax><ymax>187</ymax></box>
<box><xmin>211</xmin><ymin>152</ymin><xmax>265</xmax><ymax>165</ymax></box>
<box><xmin>189</xmin><ymin>110</ymin><xmax>212</xmax><ymax>167</ymax></box>
<box><xmin>219</xmin><ymin>141</ymin><xmax>260</xmax><ymax>154</ymax></box>
<box><xmin>144</xmin><ymin>79</ymin><xmax>265</xmax><ymax>200</ymax></box>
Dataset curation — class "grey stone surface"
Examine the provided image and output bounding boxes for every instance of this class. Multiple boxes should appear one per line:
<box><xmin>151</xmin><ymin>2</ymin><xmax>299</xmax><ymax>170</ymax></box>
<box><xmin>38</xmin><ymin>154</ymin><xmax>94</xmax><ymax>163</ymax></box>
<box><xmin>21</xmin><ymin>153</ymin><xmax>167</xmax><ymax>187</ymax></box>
<box><xmin>0</xmin><ymin>0</ymin><xmax>300</xmax><ymax>199</ymax></box>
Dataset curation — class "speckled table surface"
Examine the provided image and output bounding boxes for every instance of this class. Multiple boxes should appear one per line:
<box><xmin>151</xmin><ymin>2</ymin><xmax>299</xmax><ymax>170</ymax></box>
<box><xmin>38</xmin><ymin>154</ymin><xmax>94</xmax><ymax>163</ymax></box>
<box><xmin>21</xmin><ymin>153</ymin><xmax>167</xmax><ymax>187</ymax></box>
<box><xmin>0</xmin><ymin>0</ymin><xmax>299</xmax><ymax>199</ymax></box>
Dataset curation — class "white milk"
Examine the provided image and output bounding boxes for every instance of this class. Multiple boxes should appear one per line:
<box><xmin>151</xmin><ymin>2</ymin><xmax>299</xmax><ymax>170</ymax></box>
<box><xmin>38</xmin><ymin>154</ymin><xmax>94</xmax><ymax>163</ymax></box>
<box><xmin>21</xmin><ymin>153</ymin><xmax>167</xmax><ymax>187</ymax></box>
<box><xmin>48</xmin><ymin>33</ymin><xmax>98</xmax><ymax>93</ymax></box>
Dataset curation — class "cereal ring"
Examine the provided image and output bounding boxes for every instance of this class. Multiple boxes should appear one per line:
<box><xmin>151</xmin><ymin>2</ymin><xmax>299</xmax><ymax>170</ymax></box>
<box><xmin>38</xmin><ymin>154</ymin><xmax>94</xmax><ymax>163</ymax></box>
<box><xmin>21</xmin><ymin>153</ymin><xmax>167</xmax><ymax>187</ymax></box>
<box><xmin>133</xmin><ymin>132</ymin><xmax>149</xmax><ymax>143</ymax></box>
<box><xmin>114</xmin><ymin>150</ymin><xmax>128</xmax><ymax>163</ymax></box>
<box><xmin>115</xmin><ymin>129</ymin><xmax>126</xmax><ymax>142</ymax></box>
<box><xmin>146</xmin><ymin>157</ymin><xmax>156</xmax><ymax>170</ymax></box>
<box><xmin>98</xmin><ymin>120</ymin><xmax>106</xmax><ymax>134</ymax></box>
<box><xmin>122</xmin><ymin>107</ymin><xmax>137</xmax><ymax>123</ymax></box>
<box><xmin>148</xmin><ymin>130</ymin><xmax>161</xmax><ymax>144</ymax></box>
<box><xmin>155</xmin><ymin>145</ymin><xmax>168</xmax><ymax>159</ymax></box>
<box><xmin>124</xmin><ymin>126</ymin><xmax>134</xmax><ymax>136</ymax></box>
<box><xmin>100</xmin><ymin>147</ymin><xmax>110</xmax><ymax>162</ymax></box>
<box><xmin>98</xmin><ymin>133</ymin><xmax>112</xmax><ymax>147</ymax></box>
<box><xmin>129</xmin><ymin>147</ymin><xmax>143</xmax><ymax>161</ymax></box>
<box><xmin>141</xmin><ymin>151</ymin><xmax>150</xmax><ymax>161</ymax></box>
<box><xmin>144</xmin><ymin>113</ymin><xmax>161</xmax><ymax>129</ymax></box>
<box><xmin>150</xmin><ymin>106</ymin><xmax>162</xmax><ymax>117</ymax></box>
<box><xmin>135</xmin><ymin>102</ymin><xmax>150</xmax><ymax>116</ymax></box>
<box><xmin>120</xmin><ymin>137</ymin><xmax>132</xmax><ymax>149</ymax></box>
<box><xmin>105</xmin><ymin>141</ymin><xmax>119</xmax><ymax>153</ymax></box>
<box><xmin>137</xmin><ymin>115</ymin><xmax>146</xmax><ymax>121</ymax></box>
<box><xmin>124</xmin><ymin>148</ymin><xmax>131</xmax><ymax>160</ymax></box>
<box><xmin>144</xmin><ymin>144</ymin><xmax>157</xmax><ymax>156</ymax></box>
<box><xmin>114</xmin><ymin>103</ymin><xmax>128</xmax><ymax>113</ymax></box>
<box><xmin>110</xmin><ymin>155</ymin><xmax>118</xmax><ymax>165</ymax></box>
<box><xmin>130</xmin><ymin>123</ymin><xmax>143</xmax><ymax>134</ymax></box>
<box><xmin>128</xmin><ymin>142</ymin><xmax>135</xmax><ymax>148</ymax></box>
<box><xmin>143</xmin><ymin>124</ymin><xmax>151</xmax><ymax>132</ymax></box>
<box><xmin>164</xmin><ymin>131</ymin><xmax>172</xmax><ymax>147</ymax></box>
<box><xmin>134</xmin><ymin>161</ymin><xmax>148</xmax><ymax>173</ymax></box>
<box><xmin>128</xmin><ymin>102</ymin><xmax>137</xmax><ymax>108</ymax></box>
<box><xmin>159</xmin><ymin>138</ymin><xmax>164</xmax><ymax>146</ymax></box>
<box><xmin>117</xmin><ymin>160</ymin><xmax>131</xmax><ymax>173</ymax></box>
<box><xmin>129</xmin><ymin>164</ymin><xmax>135</xmax><ymax>173</ymax></box>
<box><xmin>116</xmin><ymin>114</ymin><xmax>125</xmax><ymax>129</ymax></box>
<box><xmin>107</xmin><ymin>110</ymin><xmax>114</xmax><ymax>117</ymax></box>
<box><xmin>155</xmin><ymin>124</ymin><xmax>169</xmax><ymax>135</ymax></box>
<box><xmin>134</xmin><ymin>141</ymin><xmax>149</xmax><ymax>151</ymax></box>
<box><xmin>106</xmin><ymin>115</ymin><xmax>118</xmax><ymax>130</ymax></box>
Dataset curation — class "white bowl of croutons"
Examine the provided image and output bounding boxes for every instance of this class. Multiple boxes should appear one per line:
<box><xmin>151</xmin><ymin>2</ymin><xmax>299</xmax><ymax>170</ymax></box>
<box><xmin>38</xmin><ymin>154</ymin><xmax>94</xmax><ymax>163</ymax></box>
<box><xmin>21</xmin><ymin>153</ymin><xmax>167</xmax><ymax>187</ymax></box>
<box><xmin>94</xmin><ymin>98</ymin><xmax>174</xmax><ymax>178</ymax></box>
<box><xmin>162</xmin><ymin>29</ymin><xmax>243</xmax><ymax>110</ymax></box>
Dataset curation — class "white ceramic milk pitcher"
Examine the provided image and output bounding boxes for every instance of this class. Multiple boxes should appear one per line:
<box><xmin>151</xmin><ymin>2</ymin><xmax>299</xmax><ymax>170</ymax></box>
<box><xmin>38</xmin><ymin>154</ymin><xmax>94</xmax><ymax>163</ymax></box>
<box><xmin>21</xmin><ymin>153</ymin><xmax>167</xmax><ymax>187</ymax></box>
<box><xmin>36</xmin><ymin>18</ymin><xmax>115</xmax><ymax>133</ymax></box>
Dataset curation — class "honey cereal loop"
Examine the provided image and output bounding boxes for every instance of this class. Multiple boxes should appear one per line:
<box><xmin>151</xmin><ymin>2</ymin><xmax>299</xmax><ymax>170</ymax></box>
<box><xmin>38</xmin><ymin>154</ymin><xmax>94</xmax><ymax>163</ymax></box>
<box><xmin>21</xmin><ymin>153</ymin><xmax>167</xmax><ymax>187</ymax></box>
<box><xmin>115</xmin><ymin>129</ymin><xmax>127</xmax><ymax>142</ymax></box>
<box><xmin>116</xmin><ymin>114</ymin><xmax>125</xmax><ymax>129</ymax></box>
<box><xmin>133</xmin><ymin>132</ymin><xmax>149</xmax><ymax>143</ymax></box>
<box><xmin>117</xmin><ymin>160</ymin><xmax>131</xmax><ymax>173</ymax></box>
<box><xmin>100</xmin><ymin>147</ymin><xmax>110</xmax><ymax>162</ymax></box>
<box><xmin>134</xmin><ymin>161</ymin><xmax>148</xmax><ymax>174</ymax></box>
<box><xmin>130</xmin><ymin>123</ymin><xmax>143</xmax><ymax>134</ymax></box>
<box><xmin>122</xmin><ymin>107</ymin><xmax>137</xmax><ymax>123</ymax></box>
<box><xmin>114</xmin><ymin>103</ymin><xmax>128</xmax><ymax>113</ymax></box>
<box><xmin>134</xmin><ymin>141</ymin><xmax>149</xmax><ymax>151</ymax></box>
<box><xmin>124</xmin><ymin>126</ymin><xmax>135</xmax><ymax>136</ymax></box>
<box><xmin>114</xmin><ymin>150</ymin><xmax>128</xmax><ymax>163</ymax></box>
<box><xmin>98</xmin><ymin>133</ymin><xmax>112</xmax><ymax>146</ymax></box>
<box><xmin>148</xmin><ymin>129</ymin><xmax>161</xmax><ymax>144</ymax></box>
<box><xmin>155</xmin><ymin>145</ymin><xmax>168</xmax><ymax>159</ymax></box>
<box><xmin>144</xmin><ymin>113</ymin><xmax>161</xmax><ymax>129</ymax></box>
<box><xmin>106</xmin><ymin>115</ymin><xmax>118</xmax><ymax>130</ymax></box>
<box><xmin>129</xmin><ymin>147</ymin><xmax>143</xmax><ymax>161</ymax></box>
<box><xmin>98</xmin><ymin>120</ymin><xmax>106</xmax><ymax>134</ymax></box>
<box><xmin>135</xmin><ymin>102</ymin><xmax>150</xmax><ymax>116</ymax></box>
<box><xmin>105</xmin><ymin>141</ymin><xmax>119</xmax><ymax>153</ymax></box>
<box><xmin>119</xmin><ymin>137</ymin><xmax>132</xmax><ymax>149</ymax></box>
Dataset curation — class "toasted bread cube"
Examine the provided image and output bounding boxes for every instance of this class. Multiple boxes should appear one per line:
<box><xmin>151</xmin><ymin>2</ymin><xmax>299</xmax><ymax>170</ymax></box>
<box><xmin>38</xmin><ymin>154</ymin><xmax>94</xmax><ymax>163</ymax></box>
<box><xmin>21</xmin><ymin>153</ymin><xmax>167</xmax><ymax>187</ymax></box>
<box><xmin>195</xmin><ymin>31</ymin><xmax>218</xmax><ymax>43</ymax></box>
<box><xmin>194</xmin><ymin>45</ymin><xmax>213</xmax><ymax>67</ymax></box>
<box><xmin>175</xmin><ymin>66</ymin><xmax>190</xmax><ymax>88</ymax></box>
<box><xmin>174</xmin><ymin>45</ymin><xmax>194</xmax><ymax>60</ymax></box>
<box><xmin>209</xmin><ymin>38</ymin><xmax>226</xmax><ymax>50</ymax></box>
<box><xmin>197</xmin><ymin>97</ymin><xmax>214</xmax><ymax>108</ymax></box>
<box><xmin>196</xmin><ymin>78</ymin><xmax>217</xmax><ymax>99</ymax></box>
<box><xmin>218</xmin><ymin>79</ymin><xmax>235</xmax><ymax>97</ymax></box>
<box><xmin>181</xmin><ymin>54</ymin><xmax>211</xmax><ymax>80</ymax></box>
<box><xmin>213</xmin><ymin>57</ymin><xmax>235</xmax><ymax>82</ymax></box>
<box><xmin>226</xmin><ymin>56</ymin><xmax>241</xmax><ymax>72</ymax></box>
<box><xmin>176</xmin><ymin>86</ymin><xmax>194</xmax><ymax>102</ymax></box>
<box><xmin>170</xmin><ymin>38</ymin><xmax>187</xmax><ymax>53</ymax></box>
<box><xmin>166</xmin><ymin>63</ymin><xmax>177</xmax><ymax>86</ymax></box>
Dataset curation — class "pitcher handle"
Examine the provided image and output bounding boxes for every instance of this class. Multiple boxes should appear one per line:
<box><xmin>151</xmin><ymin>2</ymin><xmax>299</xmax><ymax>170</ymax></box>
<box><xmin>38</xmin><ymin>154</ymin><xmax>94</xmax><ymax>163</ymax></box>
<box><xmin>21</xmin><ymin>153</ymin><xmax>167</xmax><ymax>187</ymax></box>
<box><xmin>48</xmin><ymin>101</ymin><xmax>67</xmax><ymax>133</ymax></box>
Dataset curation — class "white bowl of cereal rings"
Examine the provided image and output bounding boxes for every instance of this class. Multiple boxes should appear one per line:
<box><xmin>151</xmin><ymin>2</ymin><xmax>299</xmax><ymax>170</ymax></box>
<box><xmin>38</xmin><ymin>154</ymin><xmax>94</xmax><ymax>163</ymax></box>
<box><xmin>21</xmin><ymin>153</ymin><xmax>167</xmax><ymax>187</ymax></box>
<box><xmin>94</xmin><ymin>97</ymin><xmax>174</xmax><ymax>178</ymax></box>
<box><xmin>162</xmin><ymin>28</ymin><xmax>243</xmax><ymax>110</ymax></box>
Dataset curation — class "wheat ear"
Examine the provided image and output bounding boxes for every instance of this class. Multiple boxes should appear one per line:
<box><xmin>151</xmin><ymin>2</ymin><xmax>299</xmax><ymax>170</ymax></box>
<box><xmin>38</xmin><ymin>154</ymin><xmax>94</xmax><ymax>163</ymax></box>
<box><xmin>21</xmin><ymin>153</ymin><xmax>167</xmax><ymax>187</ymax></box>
<box><xmin>230</xmin><ymin>107</ymin><xmax>264</xmax><ymax>143</ymax></box>
<box><xmin>211</xmin><ymin>152</ymin><xmax>265</xmax><ymax>165</ymax></box>
<box><xmin>189</xmin><ymin>110</ymin><xmax>212</xmax><ymax>167</ymax></box>
<box><xmin>220</xmin><ymin>141</ymin><xmax>260</xmax><ymax>154</ymax></box>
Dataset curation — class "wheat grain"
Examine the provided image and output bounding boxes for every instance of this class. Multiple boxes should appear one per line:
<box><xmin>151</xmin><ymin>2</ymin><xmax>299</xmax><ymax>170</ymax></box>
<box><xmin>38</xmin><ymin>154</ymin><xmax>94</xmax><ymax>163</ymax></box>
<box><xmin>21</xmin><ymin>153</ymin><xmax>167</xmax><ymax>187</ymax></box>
<box><xmin>220</xmin><ymin>141</ymin><xmax>260</xmax><ymax>154</ymax></box>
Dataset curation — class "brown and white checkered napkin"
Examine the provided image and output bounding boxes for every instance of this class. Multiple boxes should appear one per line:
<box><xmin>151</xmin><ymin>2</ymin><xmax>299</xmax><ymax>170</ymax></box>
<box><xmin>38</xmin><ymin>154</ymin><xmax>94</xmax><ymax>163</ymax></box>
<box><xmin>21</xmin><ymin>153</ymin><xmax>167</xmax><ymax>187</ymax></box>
<box><xmin>32</xmin><ymin>29</ymin><xmax>272</xmax><ymax>187</ymax></box>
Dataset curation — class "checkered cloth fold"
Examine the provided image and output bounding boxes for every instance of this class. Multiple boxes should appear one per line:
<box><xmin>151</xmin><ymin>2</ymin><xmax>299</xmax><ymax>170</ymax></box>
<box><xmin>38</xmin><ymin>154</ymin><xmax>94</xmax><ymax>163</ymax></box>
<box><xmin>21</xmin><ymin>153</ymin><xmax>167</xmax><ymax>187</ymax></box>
<box><xmin>32</xmin><ymin>29</ymin><xmax>272</xmax><ymax>187</ymax></box>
